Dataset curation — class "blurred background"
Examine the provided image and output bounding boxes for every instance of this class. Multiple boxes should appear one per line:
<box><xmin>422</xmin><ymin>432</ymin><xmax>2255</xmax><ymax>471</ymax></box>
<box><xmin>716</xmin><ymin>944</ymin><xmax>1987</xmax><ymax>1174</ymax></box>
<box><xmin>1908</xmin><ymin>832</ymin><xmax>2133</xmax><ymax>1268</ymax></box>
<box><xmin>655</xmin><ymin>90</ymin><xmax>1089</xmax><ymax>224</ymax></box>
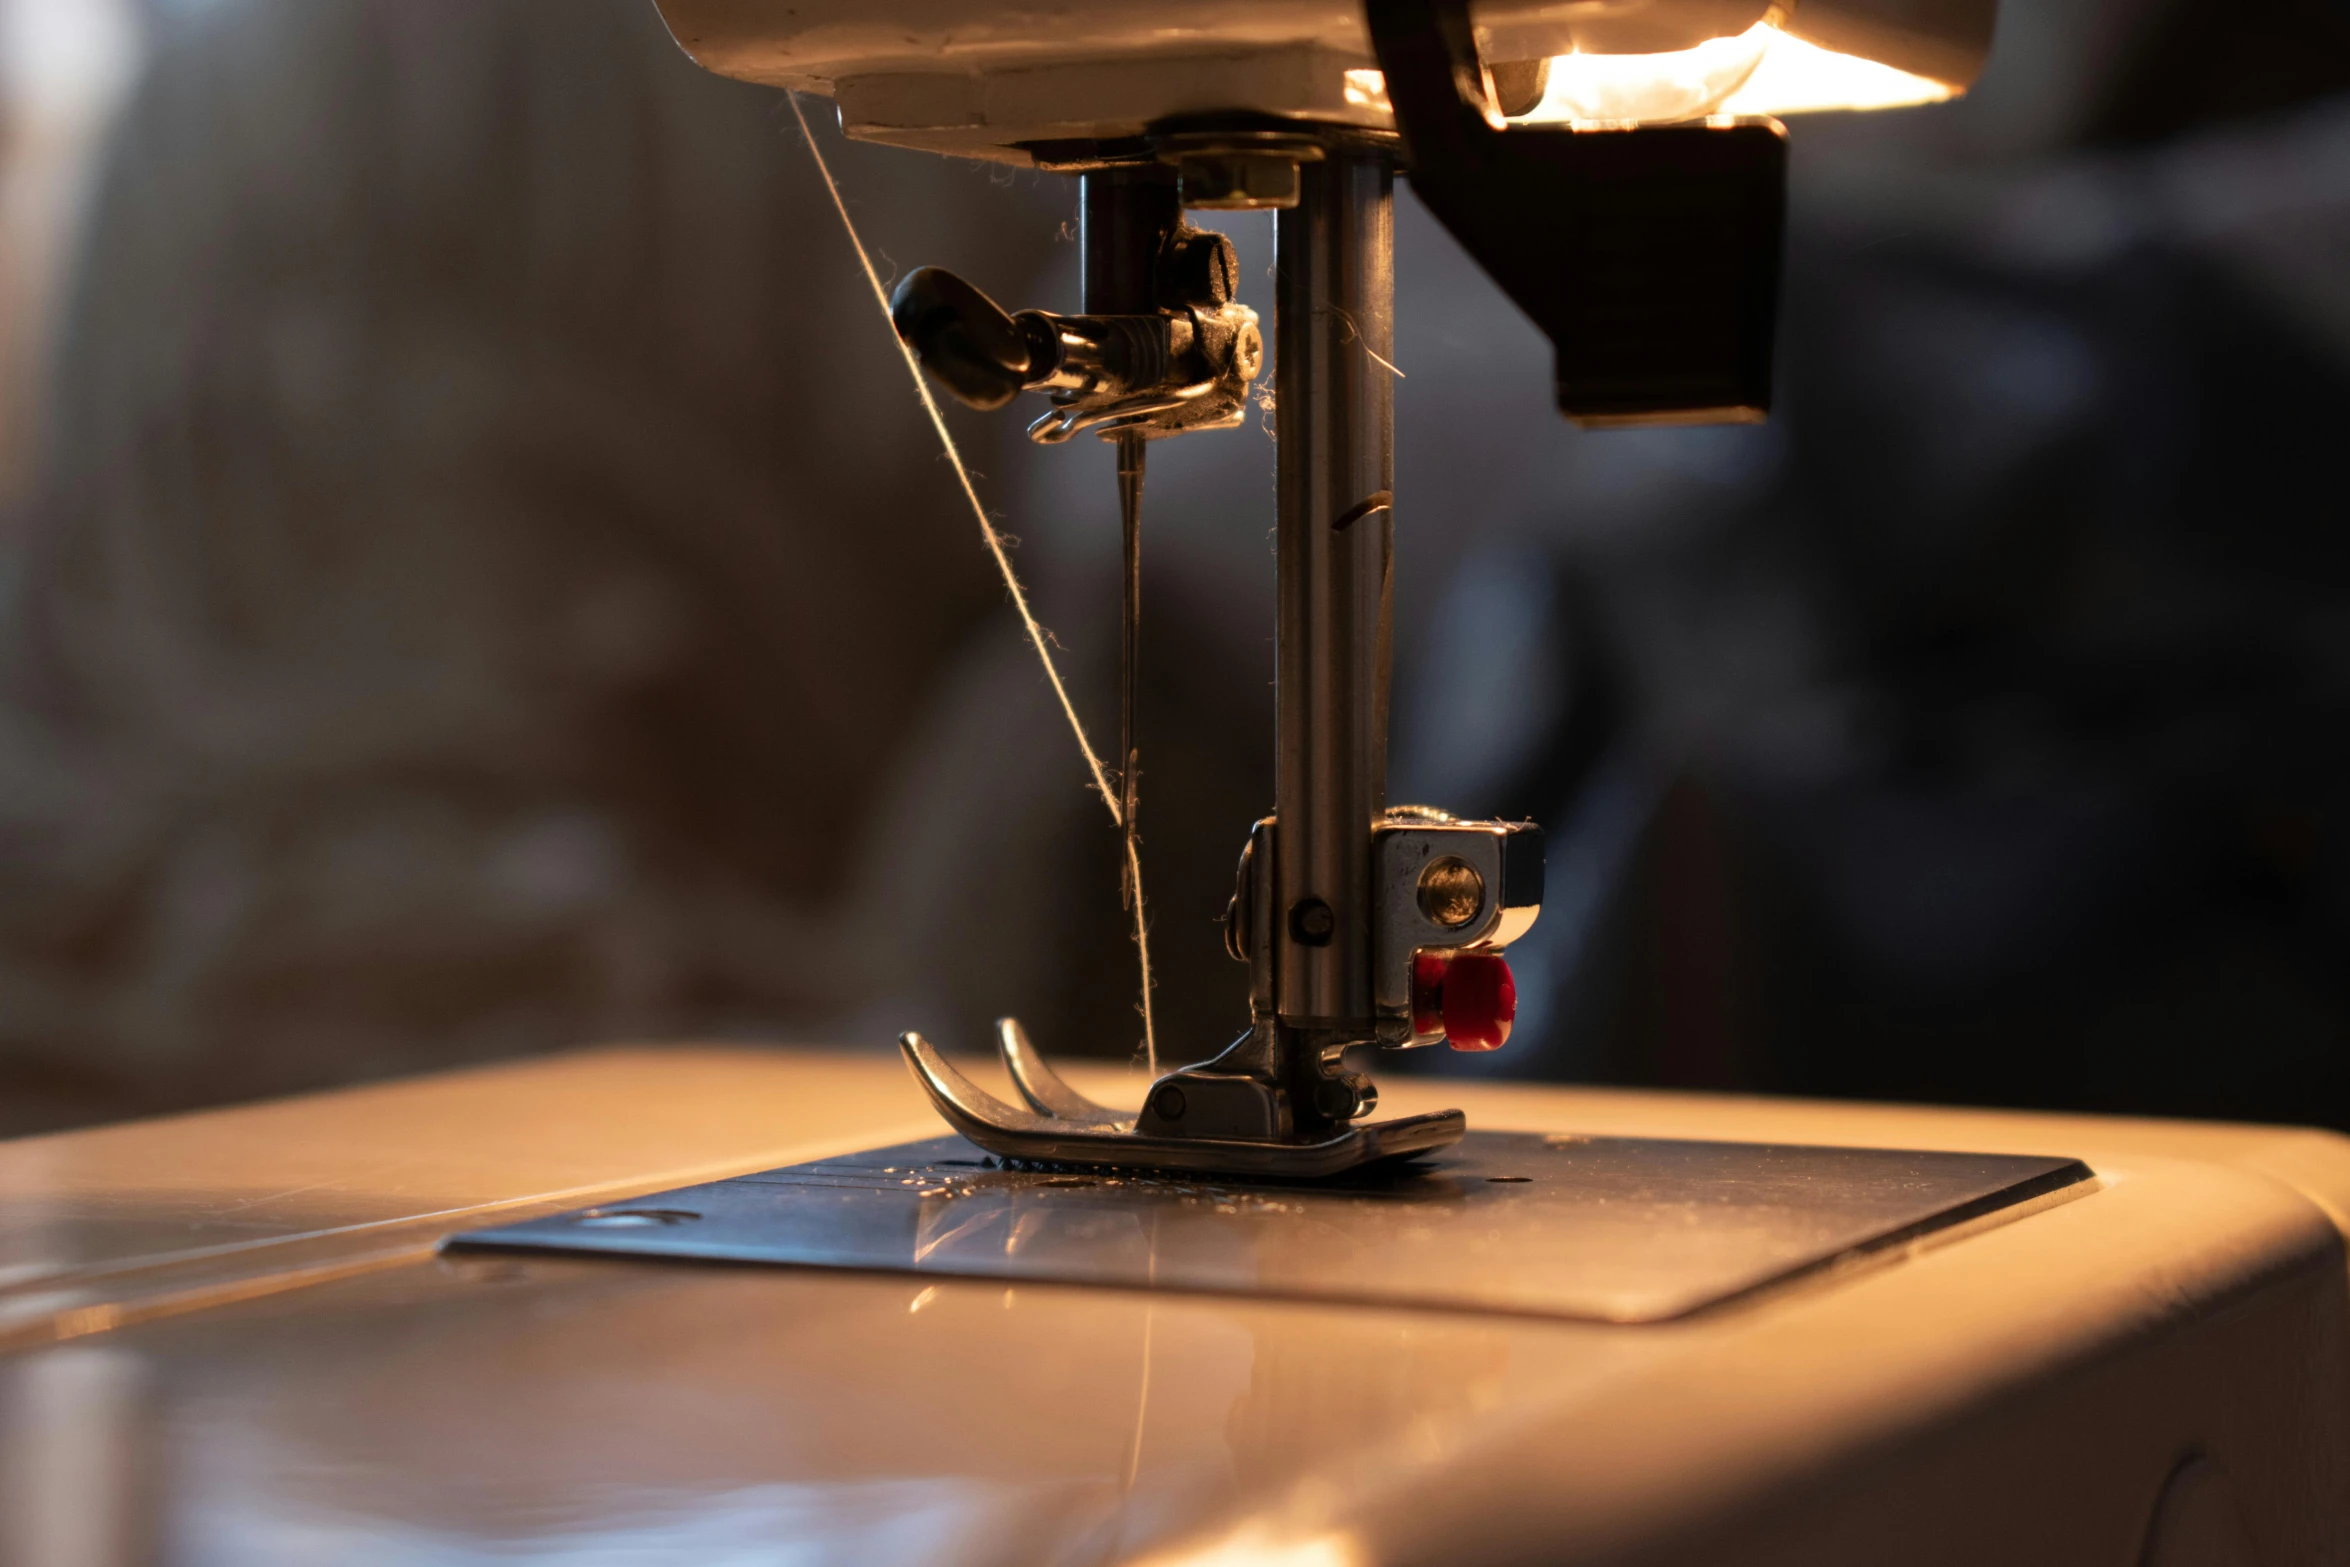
<box><xmin>0</xmin><ymin>0</ymin><xmax>2343</xmax><ymax>1137</ymax></box>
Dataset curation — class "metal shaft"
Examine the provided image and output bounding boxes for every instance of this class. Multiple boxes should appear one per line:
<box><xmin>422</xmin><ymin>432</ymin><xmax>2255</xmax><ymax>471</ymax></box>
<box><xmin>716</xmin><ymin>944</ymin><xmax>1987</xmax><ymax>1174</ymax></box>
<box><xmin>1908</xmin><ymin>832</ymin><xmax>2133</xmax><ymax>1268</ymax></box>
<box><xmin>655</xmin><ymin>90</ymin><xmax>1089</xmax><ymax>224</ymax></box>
<box><xmin>1273</xmin><ymin>152</ymin><xmax>1395</xmax><ymax>1039</ymax></box>
<box><xmin>1081</xmin><ymin>168</ymin><xmax>1178</xmax><ymax>315</ymax></box>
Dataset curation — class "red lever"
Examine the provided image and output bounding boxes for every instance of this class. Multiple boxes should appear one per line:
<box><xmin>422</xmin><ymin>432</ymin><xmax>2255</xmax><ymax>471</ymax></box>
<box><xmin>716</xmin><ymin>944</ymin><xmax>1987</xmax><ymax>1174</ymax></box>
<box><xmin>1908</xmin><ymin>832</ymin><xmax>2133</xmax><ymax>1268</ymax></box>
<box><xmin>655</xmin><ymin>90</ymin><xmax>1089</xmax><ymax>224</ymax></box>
<box><xmin>1411</xmin><ymin>951</ymin><xmax>1516</xmax><ymax>1052</ymax></box>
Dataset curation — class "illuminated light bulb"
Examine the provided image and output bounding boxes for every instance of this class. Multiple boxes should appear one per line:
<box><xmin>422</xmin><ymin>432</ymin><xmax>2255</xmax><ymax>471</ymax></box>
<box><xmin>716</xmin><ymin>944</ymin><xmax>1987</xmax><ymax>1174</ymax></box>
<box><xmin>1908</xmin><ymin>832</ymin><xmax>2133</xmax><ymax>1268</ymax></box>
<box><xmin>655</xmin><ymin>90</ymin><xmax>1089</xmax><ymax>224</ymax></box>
<box><xmin>1527</xmin><ymin>25</ymin><xmax>1772</xmax><ymax>127</ymax></box>
<box><xmin>1716</xmin><ymin>27</ymin><xmax>1959</xmax><ymax>115</ymax></box>
<box><xmin>1516</xmin><ymin>23</ymin><xmax>1957</xmax><ymax>127</ymax></box>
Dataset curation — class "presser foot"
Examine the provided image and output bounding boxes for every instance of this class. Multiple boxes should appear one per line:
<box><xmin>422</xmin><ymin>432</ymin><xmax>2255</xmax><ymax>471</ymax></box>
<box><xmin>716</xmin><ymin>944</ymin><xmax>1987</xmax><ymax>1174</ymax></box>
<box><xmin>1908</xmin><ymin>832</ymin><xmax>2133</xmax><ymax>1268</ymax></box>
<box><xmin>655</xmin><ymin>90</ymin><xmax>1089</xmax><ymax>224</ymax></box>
<box><xmin>899</xmin><ymin>1020</ymin><xmax>1465</xmax><ymax>1179</ymax></box>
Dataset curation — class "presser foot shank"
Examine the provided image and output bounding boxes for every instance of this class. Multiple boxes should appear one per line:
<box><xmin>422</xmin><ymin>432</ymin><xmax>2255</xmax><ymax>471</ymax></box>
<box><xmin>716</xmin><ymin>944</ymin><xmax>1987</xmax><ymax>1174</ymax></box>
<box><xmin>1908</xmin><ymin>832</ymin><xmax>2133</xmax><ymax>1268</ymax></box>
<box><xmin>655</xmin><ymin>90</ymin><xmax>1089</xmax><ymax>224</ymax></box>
<box><xmin>900</xmin><ymin>1023</ymin><xmax>1464</xmax><ymax>1178</ymax></box>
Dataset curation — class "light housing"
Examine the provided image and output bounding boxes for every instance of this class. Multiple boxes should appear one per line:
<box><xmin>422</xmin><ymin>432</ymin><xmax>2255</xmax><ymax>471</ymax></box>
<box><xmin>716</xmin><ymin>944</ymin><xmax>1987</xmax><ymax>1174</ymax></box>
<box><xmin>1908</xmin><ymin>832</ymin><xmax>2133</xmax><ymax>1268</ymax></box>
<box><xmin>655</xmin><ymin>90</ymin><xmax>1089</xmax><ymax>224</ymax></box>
<box><xmin>650</xmin><ymin>0</ymin><xmax>1994</xmax><ymax>159</ymax></box>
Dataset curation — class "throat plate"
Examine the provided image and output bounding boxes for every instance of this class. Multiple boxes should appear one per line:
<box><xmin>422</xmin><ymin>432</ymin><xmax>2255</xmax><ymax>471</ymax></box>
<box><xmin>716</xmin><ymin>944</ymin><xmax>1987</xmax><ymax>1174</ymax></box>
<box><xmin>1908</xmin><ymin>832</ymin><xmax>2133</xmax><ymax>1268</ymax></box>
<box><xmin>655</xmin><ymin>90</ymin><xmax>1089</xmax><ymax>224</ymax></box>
<box><xmin>447</xmin><ymin>1131</ymin><xmax>2090</xmax><ymax>1323</ymax></box>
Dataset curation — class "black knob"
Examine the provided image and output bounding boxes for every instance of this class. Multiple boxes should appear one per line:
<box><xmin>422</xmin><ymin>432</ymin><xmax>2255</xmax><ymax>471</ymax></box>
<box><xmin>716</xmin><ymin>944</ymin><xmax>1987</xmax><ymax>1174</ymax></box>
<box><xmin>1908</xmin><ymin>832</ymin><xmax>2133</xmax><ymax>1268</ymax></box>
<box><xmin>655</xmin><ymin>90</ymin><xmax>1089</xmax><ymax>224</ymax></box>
<box><xmin>889</xmin><ymin>266</ymin><xmax>1053</xmax><ymax>411</ymax></box>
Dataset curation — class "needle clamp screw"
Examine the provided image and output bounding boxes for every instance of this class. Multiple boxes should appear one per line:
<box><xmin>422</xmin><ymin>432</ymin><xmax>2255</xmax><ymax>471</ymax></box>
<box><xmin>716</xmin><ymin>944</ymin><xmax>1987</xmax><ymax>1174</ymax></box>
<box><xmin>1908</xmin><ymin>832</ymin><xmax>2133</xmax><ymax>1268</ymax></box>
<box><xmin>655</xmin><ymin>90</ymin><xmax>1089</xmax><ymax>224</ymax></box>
<box><xmin>1289</xmin><ymin>897</ymin><xmax>1336</xmax><ymax>946</ymax></box>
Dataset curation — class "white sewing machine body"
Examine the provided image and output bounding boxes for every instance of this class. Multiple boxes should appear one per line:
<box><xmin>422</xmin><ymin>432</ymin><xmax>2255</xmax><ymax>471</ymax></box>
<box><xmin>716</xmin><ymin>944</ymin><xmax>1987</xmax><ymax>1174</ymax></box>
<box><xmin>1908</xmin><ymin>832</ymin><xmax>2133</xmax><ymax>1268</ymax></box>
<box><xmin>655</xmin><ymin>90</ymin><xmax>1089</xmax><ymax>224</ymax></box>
<box><xmin>650</xmin><ymin>0</ymin><xmax>1996</xmax><ymax>155</ymax></box>
<box><xmin>0</xmin><ymin>1048</ymin><xmax>2342</xmax><ymax>1565</ymax></box>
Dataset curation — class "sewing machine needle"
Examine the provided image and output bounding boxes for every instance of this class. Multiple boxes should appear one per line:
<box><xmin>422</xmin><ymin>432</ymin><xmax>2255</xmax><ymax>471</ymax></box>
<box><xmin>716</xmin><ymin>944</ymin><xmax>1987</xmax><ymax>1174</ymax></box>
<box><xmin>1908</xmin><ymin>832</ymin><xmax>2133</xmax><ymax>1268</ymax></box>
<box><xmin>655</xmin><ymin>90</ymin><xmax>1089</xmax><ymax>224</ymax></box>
<box><xmin>1117</xmin><ymin>429</ymin><xmax>1144</xmax><ymax>907</ymax></box>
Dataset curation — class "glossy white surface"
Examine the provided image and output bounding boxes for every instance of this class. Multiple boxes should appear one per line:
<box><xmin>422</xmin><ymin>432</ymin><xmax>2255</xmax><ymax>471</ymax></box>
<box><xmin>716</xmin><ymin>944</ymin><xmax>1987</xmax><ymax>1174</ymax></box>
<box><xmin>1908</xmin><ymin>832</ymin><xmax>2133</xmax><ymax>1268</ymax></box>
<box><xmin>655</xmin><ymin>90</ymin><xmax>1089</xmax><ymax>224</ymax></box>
<box><xmin>0</xmin><ymin>1048</ymin><xmax>2344</xmax><ymax>1565</ymax></box>
<box><xmin>647</xmin><ymin>0</ymin><xmax>1997</xmax><ymax>155</ymax></box>
<box><xmin>0</xmin><ymin>1049</ymin><xmax>937</xmax><ymax>1348</ymax></box>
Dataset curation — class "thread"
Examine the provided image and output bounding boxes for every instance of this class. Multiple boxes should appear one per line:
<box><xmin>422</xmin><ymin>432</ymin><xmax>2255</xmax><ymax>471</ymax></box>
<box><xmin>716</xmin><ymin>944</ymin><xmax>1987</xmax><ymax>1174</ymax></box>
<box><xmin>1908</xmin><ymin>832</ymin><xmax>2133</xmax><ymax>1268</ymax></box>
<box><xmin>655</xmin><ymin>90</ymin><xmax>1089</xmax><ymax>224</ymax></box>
<box><xmin>790</xmin><ymin>96</ymin><xmax>1159</xmax><ymax>1075</ymax></box>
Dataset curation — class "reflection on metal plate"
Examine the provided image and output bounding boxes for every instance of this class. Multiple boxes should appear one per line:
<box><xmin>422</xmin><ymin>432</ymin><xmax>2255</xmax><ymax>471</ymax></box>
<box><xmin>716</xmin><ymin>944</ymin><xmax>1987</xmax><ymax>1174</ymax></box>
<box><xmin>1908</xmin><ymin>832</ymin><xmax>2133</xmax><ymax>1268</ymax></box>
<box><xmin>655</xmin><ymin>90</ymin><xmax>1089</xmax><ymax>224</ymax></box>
<box><xmin>446</xmin><ymin>1131</ymin><xmax>2091</xmax><ymax>1323</ymax></box>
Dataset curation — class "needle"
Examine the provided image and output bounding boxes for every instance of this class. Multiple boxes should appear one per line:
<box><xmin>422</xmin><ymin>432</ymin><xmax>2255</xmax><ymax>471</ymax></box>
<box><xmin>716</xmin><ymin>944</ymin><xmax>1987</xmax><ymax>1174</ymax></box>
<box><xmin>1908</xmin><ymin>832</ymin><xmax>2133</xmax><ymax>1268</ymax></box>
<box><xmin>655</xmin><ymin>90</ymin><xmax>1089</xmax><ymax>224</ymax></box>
<box><xmin>1117</xmin><ymin>429</ymin><xmax>1157</xmax><ymax>1071</ymax></box>
<box><xmin>1118</xmin><ymin>429</ymin><xmax>1144</xmax><ymax>906</ymax></box>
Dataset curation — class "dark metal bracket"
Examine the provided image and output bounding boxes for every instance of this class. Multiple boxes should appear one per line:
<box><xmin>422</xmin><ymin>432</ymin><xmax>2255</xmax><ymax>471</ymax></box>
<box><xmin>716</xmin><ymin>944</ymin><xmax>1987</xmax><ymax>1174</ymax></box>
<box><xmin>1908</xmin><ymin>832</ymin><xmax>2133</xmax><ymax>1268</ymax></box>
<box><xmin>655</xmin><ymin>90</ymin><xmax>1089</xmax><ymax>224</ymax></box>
<box><xmin>1366</xmin><ymin>0</ymin><xmax>1791</xmax><ymax>424</ymax></box>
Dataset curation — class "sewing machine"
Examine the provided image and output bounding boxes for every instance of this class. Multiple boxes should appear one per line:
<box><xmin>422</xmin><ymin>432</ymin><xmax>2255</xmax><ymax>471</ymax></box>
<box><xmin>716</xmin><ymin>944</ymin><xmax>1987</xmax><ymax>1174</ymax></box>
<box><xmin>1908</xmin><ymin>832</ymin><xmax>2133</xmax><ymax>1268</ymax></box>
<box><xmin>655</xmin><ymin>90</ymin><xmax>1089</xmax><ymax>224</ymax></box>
<box><xmin>661</xmin><ymin>0</ymin><xmax>1983</xmax><ymax>1176</ymax></box>
<box><xmin>1</xmin><ymin>4</ymin><xmax>2346</xmax><ymax>1564</ymax></box>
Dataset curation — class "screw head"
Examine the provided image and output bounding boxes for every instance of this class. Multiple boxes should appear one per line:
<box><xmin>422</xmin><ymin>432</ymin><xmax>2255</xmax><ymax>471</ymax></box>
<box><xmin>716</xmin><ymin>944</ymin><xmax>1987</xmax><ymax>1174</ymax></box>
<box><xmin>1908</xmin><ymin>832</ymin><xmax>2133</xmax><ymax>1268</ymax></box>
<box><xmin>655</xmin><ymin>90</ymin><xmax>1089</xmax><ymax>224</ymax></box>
<box><xmin>1232</xmin><ymin>320</ymin><xmax>1265</xmax><ymax>382</ymax></box>
<box><xmin>1150</xmin><ymin>1084</ymin><xmax>1188</xmax><ymax>1121</ymax></box>
<box><xmin>1163</xmin><ymin>230</ymin><xmax>1238</xmax><ymax>306</ymax></box>
<box><xmin>1289</xmin><ymin>897</ymin><xmax>1336</xmax><ymax>946</ymax></box>
<box><xmin>1417</xmin><ymin>856</ymin><xmax>1486</xmax><ymax>928</ymax></box>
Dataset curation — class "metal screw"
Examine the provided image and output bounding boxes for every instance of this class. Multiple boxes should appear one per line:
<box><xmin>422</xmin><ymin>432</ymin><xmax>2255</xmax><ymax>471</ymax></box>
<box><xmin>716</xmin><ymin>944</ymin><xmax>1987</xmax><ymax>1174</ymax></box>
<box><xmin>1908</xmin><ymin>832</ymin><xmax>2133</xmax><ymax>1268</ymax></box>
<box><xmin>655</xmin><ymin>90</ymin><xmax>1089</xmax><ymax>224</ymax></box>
<box><xmin>1151</xmin><ymin>1084</ymin><xmax>1188</xmax><ymax>1121</ymax></box>
<box><xmin>1289</xmin><ymin>896</ymin><xmax>1336</xmax><ymax>946</ymax></box>
<box><xmin>1232</xmin><ymin>320</ymin><xmax>1265</xmax><ymax>383</ymax></box>
<box><xmin>1417</xmin><ymin>857</ymin><xmax>1486</xmax><ymax>928</ymax></box>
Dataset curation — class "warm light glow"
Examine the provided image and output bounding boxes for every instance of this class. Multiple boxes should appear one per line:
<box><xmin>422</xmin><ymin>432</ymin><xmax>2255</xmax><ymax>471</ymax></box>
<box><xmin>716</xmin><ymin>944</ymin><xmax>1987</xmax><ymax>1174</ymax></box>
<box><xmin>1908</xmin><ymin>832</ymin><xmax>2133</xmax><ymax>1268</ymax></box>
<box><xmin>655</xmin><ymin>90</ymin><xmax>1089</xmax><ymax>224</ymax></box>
<box><xmin>1529</xmin><ymin>26</ymin><xmax>1771</xmax><ymax>126</ymax></box>
<box><xmin>1718</xmin><ymin>27</ymin><xmax>1960</xmax><ymax>114</ymax></box>
<box><xmin>1343</xmin><ymin>67</ymin><xmax>1391</xmax><ymax>112</ymax></box>
<box><xmin>1127</xmin><ymin>1524</ymin><xmax>1367</xmax><ymax>1567</ymax></box>
<box><xmin>1522</xmin><ymin>23</ymin><xmax>1956</xmax><ymax>126</ymax></box>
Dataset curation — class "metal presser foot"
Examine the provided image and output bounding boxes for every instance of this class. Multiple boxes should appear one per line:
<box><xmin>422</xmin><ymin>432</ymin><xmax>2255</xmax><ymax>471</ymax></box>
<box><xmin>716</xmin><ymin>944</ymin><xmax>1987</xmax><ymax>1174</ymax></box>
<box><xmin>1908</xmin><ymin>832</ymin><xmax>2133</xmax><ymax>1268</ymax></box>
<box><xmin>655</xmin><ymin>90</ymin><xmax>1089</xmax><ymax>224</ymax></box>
<box><xmin>901</xmin><ymin>1019</ymin><xmax>1466</xmax><ymax>1179</ymax></box>
<box><xmin>899</xmin><ymin>803</ymin><xmax>1543</xmax><ymax>1181</ymax></box>
<box><xmin>898</xmin><ymin>784</ymin><xmax>1544</xmax><ymax>1179</ymax></box>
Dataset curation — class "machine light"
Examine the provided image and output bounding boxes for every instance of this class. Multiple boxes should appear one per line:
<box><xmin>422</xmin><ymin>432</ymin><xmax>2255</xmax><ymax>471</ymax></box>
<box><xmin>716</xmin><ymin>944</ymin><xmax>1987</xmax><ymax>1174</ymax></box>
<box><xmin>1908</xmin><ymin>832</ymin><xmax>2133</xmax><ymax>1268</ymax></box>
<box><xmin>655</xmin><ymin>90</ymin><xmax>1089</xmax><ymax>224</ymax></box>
<box><xmin>1349</xmin><ymin>22</ymin><xmax>1959</xmax><ymax>130</ymax></box>
<box><xmin>1532</xmin><ymin>22</ymin><xmax>1955</xmax><ymax>126</ymax></box>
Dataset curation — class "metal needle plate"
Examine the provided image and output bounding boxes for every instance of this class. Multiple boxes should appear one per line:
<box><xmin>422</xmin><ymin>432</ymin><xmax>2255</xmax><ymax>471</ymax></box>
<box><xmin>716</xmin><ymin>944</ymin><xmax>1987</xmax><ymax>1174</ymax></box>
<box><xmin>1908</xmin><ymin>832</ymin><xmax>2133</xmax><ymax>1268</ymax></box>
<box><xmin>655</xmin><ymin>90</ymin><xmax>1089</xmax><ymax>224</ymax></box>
<box><xmin>448</xmin><ymin>1132</ymin><xmax>2092</xmax><ymax>1324</ymax></box>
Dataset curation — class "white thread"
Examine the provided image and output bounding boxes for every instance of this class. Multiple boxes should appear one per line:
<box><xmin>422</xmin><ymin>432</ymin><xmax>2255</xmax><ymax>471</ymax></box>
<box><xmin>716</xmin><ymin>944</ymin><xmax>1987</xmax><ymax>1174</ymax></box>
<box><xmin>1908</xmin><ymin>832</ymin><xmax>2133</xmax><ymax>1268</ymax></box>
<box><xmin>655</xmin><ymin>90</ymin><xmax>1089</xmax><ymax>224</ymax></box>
<box><xmin>1125</xmin><ymin>831</ymin><xmax>1157</xmax><ymax>1069</ymax></box>
<box><xmin>790</xmin><ymin>96</ymin><xmax>1158</xmax><ymax>1075</ymax></box>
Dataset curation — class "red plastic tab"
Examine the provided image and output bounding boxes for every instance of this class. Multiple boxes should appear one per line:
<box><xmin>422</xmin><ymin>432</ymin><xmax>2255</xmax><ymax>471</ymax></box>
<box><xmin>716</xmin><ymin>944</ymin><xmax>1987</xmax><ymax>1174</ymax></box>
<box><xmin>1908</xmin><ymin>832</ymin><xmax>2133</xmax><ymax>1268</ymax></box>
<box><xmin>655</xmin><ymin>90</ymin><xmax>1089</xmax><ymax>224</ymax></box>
<box><xmin>1440</xmin><ymin>952</ymin><xmax>1516</xmax><ymax>1051</ymax></box>
<box><xmin>1410</xmin><ymin>951</ymin><xmax>1516</xmax><ymax>1051</ymax></box>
